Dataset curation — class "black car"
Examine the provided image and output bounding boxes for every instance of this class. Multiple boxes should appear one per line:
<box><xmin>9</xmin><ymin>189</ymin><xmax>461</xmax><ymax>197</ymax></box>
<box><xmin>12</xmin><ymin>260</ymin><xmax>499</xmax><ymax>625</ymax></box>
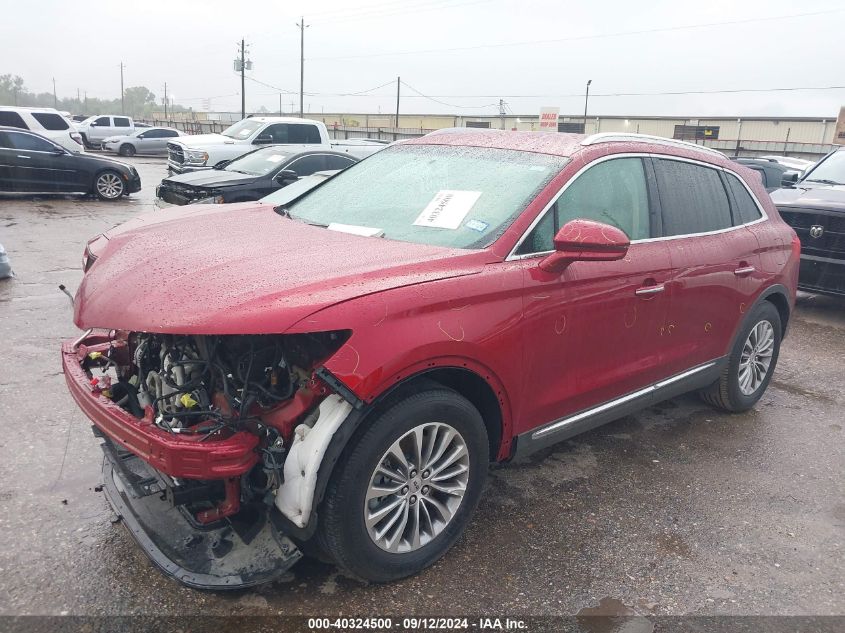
<box><xmin>731</xmin><ymin>157</ymin><xmax>794</xmax><ymax>192</ymax></box>
<box><xmin>156</xmin><ymin>147</ymin><xmax>358</xmax><ymax>205</ymax></box>
<box><xmin>0</xmin><ymin>127</ymin><xmax>141</xmax><ymax>200</ymax></box>
<box><xmin>771</xmin><ymin>147</ymin><xmax>845</xmax><ymax>297</ymax></box>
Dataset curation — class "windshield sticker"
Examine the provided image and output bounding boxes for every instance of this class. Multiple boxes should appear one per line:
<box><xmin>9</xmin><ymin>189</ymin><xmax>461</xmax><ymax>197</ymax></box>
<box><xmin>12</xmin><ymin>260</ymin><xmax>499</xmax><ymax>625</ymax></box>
<box><xmin>266</xmin><ymin>155</ymin><xmax>284</xmax><ymax>163</ymax></box>
<box><xmin>465</xmin><ymin>219</ymin><xmax>489</xmax><ymax>232</ymax></box>
<box><xmin>413</xmin><ymin>190</ymin><xmax>482</xmax><ymax>230</ymax></box>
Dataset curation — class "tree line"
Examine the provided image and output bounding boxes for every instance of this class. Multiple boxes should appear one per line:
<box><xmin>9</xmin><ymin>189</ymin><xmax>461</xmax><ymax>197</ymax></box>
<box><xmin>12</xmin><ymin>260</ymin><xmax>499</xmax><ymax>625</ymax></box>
<box><xmin>0</xmin><ymin>73</ymin><xmax>190</xmax><ymax>118</ymax></box>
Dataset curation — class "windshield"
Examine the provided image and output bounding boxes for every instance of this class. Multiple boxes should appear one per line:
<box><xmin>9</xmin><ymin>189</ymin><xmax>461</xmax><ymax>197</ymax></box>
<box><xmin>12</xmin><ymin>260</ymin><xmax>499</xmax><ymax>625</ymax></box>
<box><xmin>221</xmin><ymin>119</ymin><xmax>264</xmax><ymax>139</ymax></box>
<box><xmin>286</xmin><ymin>144</ymin><xmax>568</xmax><ymax>249</ymax></box>
<box><xmin>802</xmin><ymin>150</ymin><xmax>845</xmax><ymax>185</ymax></box>
<box><xmin>225</xmin><ymin>147</ymin><xmax>290</xmax><ymax>176</ymax></box>
<box><xmin>261</xmin><ymin>172</ymin><xmax>335</xmax><ymax>204</ymax></box>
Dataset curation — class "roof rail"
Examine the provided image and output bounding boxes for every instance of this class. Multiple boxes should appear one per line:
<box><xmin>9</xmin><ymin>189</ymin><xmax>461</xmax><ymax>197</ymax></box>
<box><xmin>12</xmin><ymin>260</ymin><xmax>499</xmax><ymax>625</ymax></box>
<box><xmin>580</xmin><ymin>132</ymin><xmax>725</xmax><ymax>158</ymax></box>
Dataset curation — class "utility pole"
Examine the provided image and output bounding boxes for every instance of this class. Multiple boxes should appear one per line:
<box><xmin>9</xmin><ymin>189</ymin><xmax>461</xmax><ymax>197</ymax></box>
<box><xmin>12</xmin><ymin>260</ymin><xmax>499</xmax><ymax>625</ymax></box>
<box><xmin>84</xmin><ymin>91</ymin><xmax>87</xmax><ymax>112</ymax></box>
<box><xmin>52</xmin><ymin>78</ymin><xmax>57</xmax><ymax>109</ymax></box>
<box><xmin>77</xmin><ymin>87</ymin><xmax>80</xmax><ymax>106</ymax></box>
<box><xmin>297</xmin><ymin>18</ymin><xmax>309</xmax><ymax>118</ymax></box>
<box><xmin>164</xmin><ymin>82</ymin><xmax>168</xmax><ymax>121</ymax></box>
<box><xmin>279</xmin><ymin>94</ymin><xmax>282</xmax><ymax>116</ymax></box>
<box><xmin>120</xmin><ymin>62</ymin><xmax>125</xmax><ymax>114</ymax></box>
<box><xmin>395</xmin><ymin>76</ymin><xmax>401</xmax><ymax>128</ymax></box>
<box><xmin>499</xmin><ymin>98</ymin><xmax>507</xmax><ymax>130</ymax></box>
<box><xmin>583</xmin><ymin>79</ymin><xmax>592</xmax><ymax>133</ymax></box>
<box><xmin>240</xmin><ymin>39</ymin><xmax>246</xmax><ymax>119</ymax></box>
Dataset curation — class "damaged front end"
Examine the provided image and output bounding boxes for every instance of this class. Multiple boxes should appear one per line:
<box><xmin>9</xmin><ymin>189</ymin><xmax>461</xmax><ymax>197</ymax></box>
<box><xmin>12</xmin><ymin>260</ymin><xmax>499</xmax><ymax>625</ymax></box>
<box><xmin>62</xmin><ymin>329</ymin><xmax>355</xmax><ymax>589</ymax></box>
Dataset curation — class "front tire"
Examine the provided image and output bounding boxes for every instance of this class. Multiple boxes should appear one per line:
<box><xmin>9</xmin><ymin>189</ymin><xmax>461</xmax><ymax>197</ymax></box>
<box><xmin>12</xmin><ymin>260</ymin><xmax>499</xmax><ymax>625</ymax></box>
<box><xmin>317</xmin><ymin>388</ymin><xmax>488</xmax><ymax>582</ymax></box>
<box><xmin>119</xmin><ymin>143</ymin><xmax>136</xmax><ymax>157</ymax></box>
<box><xmin>94</xmin><ymin>170</ymin><xmax>126</xmax><ymax>201</ymax></box>
<box><xmin>700</xmin><ymin>301</ymin><xmax>782</xmax><ymax>412</ymax></box>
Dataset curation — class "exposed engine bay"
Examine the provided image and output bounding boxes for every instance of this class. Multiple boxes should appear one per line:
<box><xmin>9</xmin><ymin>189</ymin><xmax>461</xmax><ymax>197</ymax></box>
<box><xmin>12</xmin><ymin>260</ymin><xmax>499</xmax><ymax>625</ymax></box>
<box><xmin>86</xmin><ymin>330</ymin><xmax>348</xmax><ymax>434</ymax></box>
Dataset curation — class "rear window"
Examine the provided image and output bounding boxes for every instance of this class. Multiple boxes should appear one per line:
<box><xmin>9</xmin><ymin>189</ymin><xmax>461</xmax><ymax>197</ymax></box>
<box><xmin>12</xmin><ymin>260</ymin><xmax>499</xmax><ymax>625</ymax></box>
<box><xmin>31</xmin><ymin>112</ymin><xmax>70</xmax><ymax>130</ymax></box>
<box><xmin>0</xmin><ymin>111</ymin><xmax>28</xmax><ymax>129</ymax></box>
<box><xmin>726</xmin><ymin>173</ymin><xmax>763</xmax><ymax>225</ymax></box>
<box><xmin>655</xmin><ymin>159</ymin><xmax>732</xmax><ymax>236</ymax></box>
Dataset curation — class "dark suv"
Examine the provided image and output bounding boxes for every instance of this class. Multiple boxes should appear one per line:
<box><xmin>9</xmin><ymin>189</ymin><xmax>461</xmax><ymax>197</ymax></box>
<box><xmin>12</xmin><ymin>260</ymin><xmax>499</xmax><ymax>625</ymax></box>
<box><xmin>771</xmin><ymin>146</ymin><xmax>845</xmax><ymax>296</ymax></box>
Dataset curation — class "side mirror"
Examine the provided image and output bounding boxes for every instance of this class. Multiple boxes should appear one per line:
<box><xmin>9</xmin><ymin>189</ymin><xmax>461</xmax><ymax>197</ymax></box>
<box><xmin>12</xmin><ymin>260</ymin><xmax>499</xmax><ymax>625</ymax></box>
<box><xmin>781</xmin><ymin>170</ymin><xmax>799</xmax><ymax>187</ymax></box>
<box><xmin>539</xmin><ymin>219</ymin><xmax>630</xmax><ymax>273</ymax></box>
<box><xmin>274</xmin><ymin>169</ymin><xmax>298</xmax><ymax>183</ymax></box>
<box><xmin>52</xmin><ymin>147</ymin><xmax>66</xmax><ymax>156</ymax></box>
<box><xmin>253</xmin><ymin>134</ymin><xmax>274</xmax><ymax>145</ymax></box>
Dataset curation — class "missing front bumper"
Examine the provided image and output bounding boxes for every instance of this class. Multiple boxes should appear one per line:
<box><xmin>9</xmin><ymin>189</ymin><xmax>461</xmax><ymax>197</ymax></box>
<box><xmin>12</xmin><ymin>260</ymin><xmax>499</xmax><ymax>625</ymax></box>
<box><xmin>100</xmin><ymin>435</ymin><xmax>302</xmax><ymax>590</ymax></box>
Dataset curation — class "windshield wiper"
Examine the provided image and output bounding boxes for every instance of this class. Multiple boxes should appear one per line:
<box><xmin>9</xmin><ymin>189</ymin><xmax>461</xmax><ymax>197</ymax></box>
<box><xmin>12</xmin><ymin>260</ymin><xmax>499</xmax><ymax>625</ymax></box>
<box><xmin>804</xmin><ymin>178</ymin><xmax>843</xmax><ymax>186</ymax></box>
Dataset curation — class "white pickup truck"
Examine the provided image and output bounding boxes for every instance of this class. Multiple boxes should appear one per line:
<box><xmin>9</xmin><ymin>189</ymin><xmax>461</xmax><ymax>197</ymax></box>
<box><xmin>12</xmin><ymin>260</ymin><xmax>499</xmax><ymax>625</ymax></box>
<box><xmin>166</xmin><ymin>117</ymin><xmax>387</xmax><ymax>174</ymax></box>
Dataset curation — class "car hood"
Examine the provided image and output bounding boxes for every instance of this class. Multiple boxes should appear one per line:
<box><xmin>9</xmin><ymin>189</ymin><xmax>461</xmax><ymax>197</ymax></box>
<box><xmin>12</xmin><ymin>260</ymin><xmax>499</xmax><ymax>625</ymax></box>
<box><xmin>771</xmin><ymin>184</ymin><xmax>845</xmax><ymax>212</ymax></box>
<box><xmin>74</xmin><ymin>204</ymin><xmax>484</xmax><ymax>335</ymax></box>
<box><xmin>163</xmin><ymin>169</ymin><xmax>258</xmax><ymax>189</ymax></box>
<box><xmin>170</xmin><ymin>133</ymin><xmax>238</xmax><ymax>148</ymax></box>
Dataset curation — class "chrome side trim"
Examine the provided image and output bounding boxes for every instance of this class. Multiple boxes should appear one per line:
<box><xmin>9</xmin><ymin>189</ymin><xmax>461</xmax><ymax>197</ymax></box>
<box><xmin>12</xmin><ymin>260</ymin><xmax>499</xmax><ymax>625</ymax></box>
<box><xmin>531</xmin><ymin>361</ymin><xmax>717</xmax><ymax>441</ymax></box>
<box><xmin>581</xmin><ymin>133</ymin><xmax>725</xmax><ymax>158</ymax></box>
<box><xmin>506</xmin><ymin>152</ymin><xmax>768</xmax><ymax>260</ymax></box>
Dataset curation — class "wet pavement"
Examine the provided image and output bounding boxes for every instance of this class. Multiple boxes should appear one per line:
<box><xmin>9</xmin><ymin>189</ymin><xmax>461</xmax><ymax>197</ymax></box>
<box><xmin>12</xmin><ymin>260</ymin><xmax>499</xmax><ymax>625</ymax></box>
<box><xmin>0</xmin><ymin>155</ymin><xmax>842</xmax><ymax>617</ymax></box>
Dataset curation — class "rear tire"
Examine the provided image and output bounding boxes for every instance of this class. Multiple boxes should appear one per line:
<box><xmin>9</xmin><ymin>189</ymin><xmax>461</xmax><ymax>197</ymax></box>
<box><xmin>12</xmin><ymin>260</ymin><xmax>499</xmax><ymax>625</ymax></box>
<box><xmin>94</xmin><ymin>170</ymin><xmax>126</xmax><ymax>201</ymax></box>
<box><xmin>700</xmin><ymin>301</ymin><xmax>782</xmax><ymax>412</ymax></box>
<box><xmin>317</xmin><ymin>388</ymin><xmax>488</xmax><ymax>582</ymax></box>
<box><xmin>119</xmin><ymin>143</ymin><xmax>136</xmax><ymax>157</ymax></box>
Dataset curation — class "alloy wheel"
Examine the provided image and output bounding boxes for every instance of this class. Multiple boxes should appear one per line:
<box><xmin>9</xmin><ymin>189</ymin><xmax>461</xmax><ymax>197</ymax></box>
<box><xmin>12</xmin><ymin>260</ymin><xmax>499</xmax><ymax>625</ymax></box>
<box><xmin>96</xmin><ymin>173</ymin><xmax>124</xmax><ymax>199</ymax></box>
<box><xmin>364</xmin><ymin>422</ymin><xmax>470</xmax><ymax>553</ymax></box>
<box><xmin>738</xmin><ymin>320</ymin><xmax>775</xmax><ymax>395</ymax></box>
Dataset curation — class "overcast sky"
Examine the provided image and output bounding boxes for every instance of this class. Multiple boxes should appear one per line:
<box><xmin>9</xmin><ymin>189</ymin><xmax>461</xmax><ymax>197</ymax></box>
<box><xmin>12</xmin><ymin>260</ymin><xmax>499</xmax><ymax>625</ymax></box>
<box><xmin>4</xmin><ymin>0</ymin><xmax>844</xmax><ymax>117</ymax></box>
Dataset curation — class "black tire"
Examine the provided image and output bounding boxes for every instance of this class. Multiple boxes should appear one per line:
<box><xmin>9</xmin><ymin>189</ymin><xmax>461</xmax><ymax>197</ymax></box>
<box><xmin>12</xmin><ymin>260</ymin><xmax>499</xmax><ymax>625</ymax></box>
<box><xmin>119</xmin><ymin>143</ymin><xmax>136</xmax><ymax>157</ymax></box>
<box><xmin>93</xmin><ymin>170</ymin><xmax>126</xmax><ymax>201</ymax></box>
<box><xmin>317</xmin><ymin>388</ymin><xmax>489</xmax><ymax>582</ymax></box>
<box><xmin>700</xmin><ymin>301</ymin><xmax>782</xmax><ymax>412</ymax></box>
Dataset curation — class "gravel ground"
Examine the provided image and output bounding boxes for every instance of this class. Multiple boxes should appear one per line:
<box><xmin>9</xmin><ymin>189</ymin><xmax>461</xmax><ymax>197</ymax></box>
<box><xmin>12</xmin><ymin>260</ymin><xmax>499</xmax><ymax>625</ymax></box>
<box><xmin>0</xmin><ymin>155</ymin><xmax>842</xmax><ymax>619</ymax></box>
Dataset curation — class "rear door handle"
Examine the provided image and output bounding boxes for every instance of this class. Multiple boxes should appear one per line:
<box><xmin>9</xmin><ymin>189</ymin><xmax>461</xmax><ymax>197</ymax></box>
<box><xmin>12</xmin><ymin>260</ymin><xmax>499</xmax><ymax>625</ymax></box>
<box><xmin>635</xmin><ymin>284</ymin><xmax>665</xmax><ymax>297</ymax></box>
<box><xmin>734</xmin><ymin>266</ymin><xmax>756</xmax><ymax>276</ymax></box>
<box><xmin>16</xmin><ymin>155</ymin><xmax>31</xmax><ymax>159</ymax></box>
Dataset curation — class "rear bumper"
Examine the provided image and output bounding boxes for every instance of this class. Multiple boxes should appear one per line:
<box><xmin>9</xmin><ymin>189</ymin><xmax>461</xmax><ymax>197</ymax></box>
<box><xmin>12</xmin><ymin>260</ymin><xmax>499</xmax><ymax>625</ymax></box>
<box><xmin>100</xmin><ymin>433</ymin><xmax>301</xmax><ymax>589</ymax></box>
<box><xmin>61</xmin><ymin>337</ymin><xmax>259</xmax><ymax>480</ymax></box>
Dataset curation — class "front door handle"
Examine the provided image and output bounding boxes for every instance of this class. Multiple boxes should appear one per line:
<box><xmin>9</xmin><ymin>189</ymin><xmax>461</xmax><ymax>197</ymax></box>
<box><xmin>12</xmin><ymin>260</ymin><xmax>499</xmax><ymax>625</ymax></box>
<box><xmin>635</xmin><ymin>284</ymin><xmax>665</xmax><ymax>297</ymax></box>
<box><xmin>16</xmin><ymin>155</ymin><xmax>31</xmax><ymax>159</ymax></box>
<box><xmin>734</xmin><ymin>266</ymin><xmax>756</xmax><ymax>276</ymax></box>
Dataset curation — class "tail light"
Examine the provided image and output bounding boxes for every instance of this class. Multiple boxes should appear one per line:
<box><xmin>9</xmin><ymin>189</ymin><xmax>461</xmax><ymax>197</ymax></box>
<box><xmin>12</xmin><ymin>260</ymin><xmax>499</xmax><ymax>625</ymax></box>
<box><xmin>82</xmin><ymin>234</ymin><xmax>109</xmax><ymax>272</ymax></box>
<box><xmin>70</xmin><ymin>132</ymin><xmax>83</xmax><ymax>145</ymax></box>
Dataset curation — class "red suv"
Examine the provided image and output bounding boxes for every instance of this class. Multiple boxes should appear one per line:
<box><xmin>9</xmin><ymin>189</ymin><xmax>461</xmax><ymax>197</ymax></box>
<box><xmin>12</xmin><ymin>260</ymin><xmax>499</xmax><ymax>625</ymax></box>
<box><xmin>63</xmin><ymin>131</ymin><xmax>799</xmax><ymax>589</ymax></box>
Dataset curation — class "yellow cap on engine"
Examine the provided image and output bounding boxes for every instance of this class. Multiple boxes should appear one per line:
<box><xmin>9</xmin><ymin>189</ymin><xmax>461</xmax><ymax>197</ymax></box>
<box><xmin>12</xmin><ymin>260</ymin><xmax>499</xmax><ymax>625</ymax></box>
<box><xmin>180</xmin><ymin>393</ymin><xmax>198</xmax><ymax>409</ymax></box>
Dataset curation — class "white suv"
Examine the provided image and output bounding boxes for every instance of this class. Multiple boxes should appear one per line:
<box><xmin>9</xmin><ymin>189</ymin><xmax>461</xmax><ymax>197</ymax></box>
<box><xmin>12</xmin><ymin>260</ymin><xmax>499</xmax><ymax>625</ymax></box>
<box><xmin>0</xmin><ymin>107</ymin><xmax>84</xmax><ymax>153</ymax></box>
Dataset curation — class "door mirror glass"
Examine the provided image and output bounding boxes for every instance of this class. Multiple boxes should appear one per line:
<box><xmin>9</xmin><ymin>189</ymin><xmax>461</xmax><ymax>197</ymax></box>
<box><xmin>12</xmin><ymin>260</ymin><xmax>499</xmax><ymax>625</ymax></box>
<box><xmin>781</xmin><ymin>170</ymin><xmax>799</xmax><ymax>187</ymax></box>
<box><xmin>539</xmin><ymin>219</ymin><xmax>630</xmax><ymax>272</ymax></box>
<box><xmin>253</xmin><ymin>134</ymin><xmax>274</xmax><ymax>145</ymax></box>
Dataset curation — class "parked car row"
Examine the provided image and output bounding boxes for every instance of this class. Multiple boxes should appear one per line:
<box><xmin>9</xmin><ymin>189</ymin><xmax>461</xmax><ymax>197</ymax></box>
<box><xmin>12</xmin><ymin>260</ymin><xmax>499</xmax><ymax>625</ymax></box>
<box><xmin>64</xmin><ymin>130</ymin><xmax>801</xmax><ymax>590</ymax></box>
<box><xmin>0</xmin><ymin>106</ymin><xmax>84</xmax><ymax>152</ymax></box>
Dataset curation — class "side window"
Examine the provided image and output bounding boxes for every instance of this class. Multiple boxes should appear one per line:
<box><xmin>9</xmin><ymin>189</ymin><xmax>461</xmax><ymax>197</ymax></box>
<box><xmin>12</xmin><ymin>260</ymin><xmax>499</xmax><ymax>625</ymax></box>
<box><xmin>324</xmin><ymin>155</ymin><xmax>356</xmax><ymax>170</ymax></box>
<box><xmin>0</xmin><ymin>131</ymin><xmax>13</xmax><ymax>148</ymax></box>
<box><xmin>142</xmin><ymin>129</ymin><xmax>161</xmax><ymax>138</ymax></box>
<box><xmin>655</xmin><ymin>159</ymin><xmax>732</xmax><ymax>236</ymax></box>
<box><xmin>8</xmin><ymin>132</ymin><xmax>57</xmax><ymax>152</ymax></box>
<box><xmin>288</xmin><ymin>124</ymin><xmax>322</xmax><ymax>144</ymax></box>
<box><xmin>517</xmin><ymin>158</ymin><xmax>651</xmax><ymax>254</ymax></box>
<box><xmin>725</xmin><ymin>173</ymin><xmax>763</xmax><ymax>225</ymax></box>
<box><xmin>162</xmin><ymin>129</ymin><xmax>179</xmax><ymax>137</ymax></box>
<box><xmin>113</xmin><ymin>117</ymin><xmax>131</xmax><ymax>127</ymax></box>
<box><xmin>0</xmin><ymin>111</ymin><xmax>28</xmax><ymax>129</ymax></box>
<box><xmin>94</xmin><ymin>116</ymin><xmax>111</xmax><ymax>126</ymax></box>
<box><xmin>31</xmin><ymin>113</ymin><xmax>69</xmax><ymax>130</ymax></box>
<box><xmin>287</xmin><ymin>155</ymin><xmax>326</xmax><ymax>177</ymax></box>
<box><xmin>262</xmin><ymin>124</ymin><xmax>289</xmax><ymax>143</ymax></box>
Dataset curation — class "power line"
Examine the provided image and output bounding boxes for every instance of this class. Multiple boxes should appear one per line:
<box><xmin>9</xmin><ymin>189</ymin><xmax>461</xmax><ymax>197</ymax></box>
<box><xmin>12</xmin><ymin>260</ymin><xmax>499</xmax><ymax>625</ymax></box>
<box><xmin>392</xmin><ymin>85</ymin><xmax>845</xmax><ymax>99</ymax></box>
<box><xmin>316</xmin><ymin>0</ymin><xmax>493</xmax><ymax>25</ymax></box>
<box><xmin>310</xmin><ymin>8</ymin><xmax>843</xmax><ymax>60</ymax></box>
<box><xmin>400</xmin><ymin>80</ymin><xmax>499</xmax><ymax>109</ymax></box>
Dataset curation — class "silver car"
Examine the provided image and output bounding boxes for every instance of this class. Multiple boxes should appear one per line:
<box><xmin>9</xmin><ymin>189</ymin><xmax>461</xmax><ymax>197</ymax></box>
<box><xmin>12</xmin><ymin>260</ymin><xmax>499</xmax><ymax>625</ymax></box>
<box><xmin>0</xmin><ymin>243</ymin><xmax>12</xmax><ymax>279</ymax></box>
<box><xmin>103</xmin><ymin>127</ymin><xmax>182</xmax><ymax>156</ymax></box>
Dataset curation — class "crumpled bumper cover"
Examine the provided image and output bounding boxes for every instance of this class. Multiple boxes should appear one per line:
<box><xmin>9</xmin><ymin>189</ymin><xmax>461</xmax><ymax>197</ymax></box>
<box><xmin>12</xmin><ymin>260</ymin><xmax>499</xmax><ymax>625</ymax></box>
<box><xmin>62</xmin><ymin>337</ymin><xmax>259</xmax><ymax>480</ymax></box>
<box><xmin>100</xmin><ymin>433</ymin><xmax>301</xmax><ymax>590</ymax></box>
